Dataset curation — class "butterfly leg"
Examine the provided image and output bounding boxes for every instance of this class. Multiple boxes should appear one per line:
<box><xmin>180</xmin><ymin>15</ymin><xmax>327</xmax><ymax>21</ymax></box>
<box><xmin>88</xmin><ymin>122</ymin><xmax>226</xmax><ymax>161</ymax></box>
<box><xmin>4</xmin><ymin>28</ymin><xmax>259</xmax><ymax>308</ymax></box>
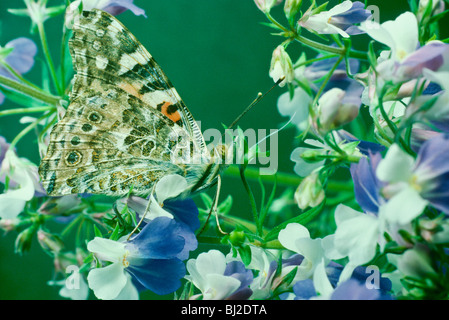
<box><xmin>198</xmin><ymin>175</ymin><xmax>227</xmax><ymax>235</ymax></box>
<box><xmin>127</xmin><ymin>184</ymin><xmax>157</xmax><ymax>240</ymax></box>
<box><xmin>213</xmin><ymin>175</ymin><xmax>228</xmax><ymax>235</ymax></box>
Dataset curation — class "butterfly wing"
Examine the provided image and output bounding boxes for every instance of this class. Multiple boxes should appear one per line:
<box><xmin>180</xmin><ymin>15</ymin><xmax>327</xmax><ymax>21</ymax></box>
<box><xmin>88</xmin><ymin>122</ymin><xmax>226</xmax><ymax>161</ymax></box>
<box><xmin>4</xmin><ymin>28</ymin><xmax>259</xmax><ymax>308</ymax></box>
<box><xmin>70</xmin><ymin>9</ymin><xmax>206</xmax><ymax>151</ymax></box>
<box><xmin>39</xmin><ymin>10</ymin><xmax>207</xmax><ymax>197</ymax></box>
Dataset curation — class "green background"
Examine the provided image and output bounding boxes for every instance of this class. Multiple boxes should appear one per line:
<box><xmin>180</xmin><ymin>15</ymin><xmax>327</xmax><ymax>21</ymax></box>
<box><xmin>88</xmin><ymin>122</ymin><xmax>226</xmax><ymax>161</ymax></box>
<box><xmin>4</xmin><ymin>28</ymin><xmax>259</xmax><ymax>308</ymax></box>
<box><xmin>0</xmin><ymin>0</ymin><xmax>445</xmax><ymax>299</ymax></box>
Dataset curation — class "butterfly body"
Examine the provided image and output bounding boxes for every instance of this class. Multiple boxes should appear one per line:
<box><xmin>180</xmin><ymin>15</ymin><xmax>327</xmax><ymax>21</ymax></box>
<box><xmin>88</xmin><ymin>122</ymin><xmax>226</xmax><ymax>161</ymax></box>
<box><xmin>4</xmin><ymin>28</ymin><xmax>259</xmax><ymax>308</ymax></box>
<box><xmin>39</xmin><ymin>9</ymin><xmax>225</xmax><ymax>198</ymax></box>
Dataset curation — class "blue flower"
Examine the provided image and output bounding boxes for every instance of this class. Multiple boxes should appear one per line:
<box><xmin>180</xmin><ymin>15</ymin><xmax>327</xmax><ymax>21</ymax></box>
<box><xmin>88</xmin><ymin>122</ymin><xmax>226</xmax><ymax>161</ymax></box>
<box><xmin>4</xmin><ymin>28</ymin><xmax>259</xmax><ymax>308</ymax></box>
<box><xmin>0</xmin><ymin>37</ymin><xmax>37</xmax><ymax>104</ymax></box>
<box><xmin>87</xmin><ymin>216</ymin><xmax>191</xmax><ymax>299</ymax></box>
<box><xmin>126</xmin><ymin>175</ymin><xmax>200</xmax><ymax>259</ymax></box>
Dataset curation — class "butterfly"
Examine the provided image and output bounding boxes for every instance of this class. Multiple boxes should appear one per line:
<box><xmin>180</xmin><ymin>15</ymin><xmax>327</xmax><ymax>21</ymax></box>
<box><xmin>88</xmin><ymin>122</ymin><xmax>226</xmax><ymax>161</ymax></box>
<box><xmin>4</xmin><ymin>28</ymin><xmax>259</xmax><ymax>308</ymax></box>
<box><xmin>38</xmin><ymin>9</ymin><xmax>228</xmax><ymax>199</ymax></box>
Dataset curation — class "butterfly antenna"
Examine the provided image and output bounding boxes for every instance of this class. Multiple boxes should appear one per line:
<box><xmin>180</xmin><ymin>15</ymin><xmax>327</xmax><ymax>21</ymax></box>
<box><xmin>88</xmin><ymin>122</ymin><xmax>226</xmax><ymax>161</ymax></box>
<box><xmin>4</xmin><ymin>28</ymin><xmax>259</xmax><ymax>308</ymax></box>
<box><xmin>227</xmin><ymin>77</ymin><xmax>285</xmax><ymax>130</ymax></box>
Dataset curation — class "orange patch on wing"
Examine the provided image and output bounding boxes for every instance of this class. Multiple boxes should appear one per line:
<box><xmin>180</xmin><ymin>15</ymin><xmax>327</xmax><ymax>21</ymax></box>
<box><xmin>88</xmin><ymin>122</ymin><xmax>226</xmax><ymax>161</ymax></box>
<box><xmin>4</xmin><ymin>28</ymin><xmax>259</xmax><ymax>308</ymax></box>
<box><xmin>160</xmin><ymin>101</ymin><xmax>181</xmax><ymax>123</ymax></box>
<box><xmin>118</xmin><ymin>82</ymin><xmax>142</xmax><ymax>99</ymax></box>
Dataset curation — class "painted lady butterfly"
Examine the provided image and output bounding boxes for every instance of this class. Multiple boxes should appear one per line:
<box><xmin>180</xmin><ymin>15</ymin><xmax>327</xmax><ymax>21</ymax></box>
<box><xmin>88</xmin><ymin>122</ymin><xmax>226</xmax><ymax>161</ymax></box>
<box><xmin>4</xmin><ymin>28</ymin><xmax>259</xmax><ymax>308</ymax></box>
<box><xmin>39</xmin><ymin>9</ymin><xmax>227</xmax><ymax>198</ymax></box>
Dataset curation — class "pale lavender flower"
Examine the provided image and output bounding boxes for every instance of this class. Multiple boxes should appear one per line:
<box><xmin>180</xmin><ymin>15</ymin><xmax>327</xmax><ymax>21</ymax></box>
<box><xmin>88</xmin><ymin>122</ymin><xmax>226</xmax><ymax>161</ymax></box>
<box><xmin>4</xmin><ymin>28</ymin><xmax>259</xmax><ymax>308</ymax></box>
<box><xmin>79</xmin><ymin>0</ymin><xmax>146</xmax><ymax>17</ymax></box>
<box><xmin>299</xmin><ymin>1</ymin><xmax>371</xmax><ymax>38</ymax></box>
<box><xmin>0</xmin><ymin>37</ymin><xmax>37</xmax><ymax>104</ymax></box>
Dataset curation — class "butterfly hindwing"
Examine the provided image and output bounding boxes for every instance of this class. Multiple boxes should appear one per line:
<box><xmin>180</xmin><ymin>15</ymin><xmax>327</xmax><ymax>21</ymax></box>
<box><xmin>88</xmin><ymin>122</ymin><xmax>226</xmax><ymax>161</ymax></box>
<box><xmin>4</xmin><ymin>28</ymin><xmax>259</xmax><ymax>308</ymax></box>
<box><xmin>40</xmin><ymin>82</ymin><xmax>190</xmax><ymax>196</ymax></box>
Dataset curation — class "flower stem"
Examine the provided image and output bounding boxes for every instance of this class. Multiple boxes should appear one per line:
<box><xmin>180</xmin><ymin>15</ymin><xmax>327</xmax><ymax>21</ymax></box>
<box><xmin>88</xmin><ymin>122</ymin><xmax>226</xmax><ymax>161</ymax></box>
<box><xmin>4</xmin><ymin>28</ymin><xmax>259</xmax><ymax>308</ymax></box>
<box><xmin>239</xmin><ymin>166</ymin><xmax>262</xmax><ymax>235</ymax></box>
<box><xmin>294</xmin><ymin>34</ymin><xmax>368</xmax><ymax>60</ymax></box>
<box><xmin>0</xmin><ymin>105</ymin><xmax>54</xmax><ymax>118</ymax></box>
<box><xmin>38</xmin><ymin>22</ymin><xmax>62</xmax><ymax>95</ymax></box>
<box><xmin>223</xmin><ymin>165</ymin><xmax>354</xmax><ymax>191</ymax></box>
<box><xmin>0</xmin><ymin>75</ymin><xmax>61</xmax><ymax>105</ymax></box>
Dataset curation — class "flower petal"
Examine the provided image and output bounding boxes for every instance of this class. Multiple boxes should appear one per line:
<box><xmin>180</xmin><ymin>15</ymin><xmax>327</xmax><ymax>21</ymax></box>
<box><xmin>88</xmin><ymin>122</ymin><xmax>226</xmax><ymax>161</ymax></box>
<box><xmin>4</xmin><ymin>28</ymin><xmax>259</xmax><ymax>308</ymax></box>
<box><xmin>128</xmin><ymin>217</ymin><xmax>185</xmax><ymax>259</ymax></box>
<box><xmin>87</xmin><ymin>262</ymin><xmax>127</xmax><ymax>300</ymax></box>
<box><xmin>278</xmin><ymin>223</ymin><xmax>310</xmax><ymax>252</ymax></box>
<box><xmin>87</xmin><ymin>237</ymin><xmax>126</xmax><ymax>263</ymax></box>
<box><xmin>155</xmin><ymin>174</ymin><xmax>188</xmax><ymax>203</ymax></box>
<box><xmin>204</xmin><ymin>274</ymin><xmax>242</xmax><ymax>300</ymax></box>
<box><xmin>382</xmin><ymin>187</ymin><xmax>427</xmax><ymax>225</ymax></box>
<box><xmin>334</xmin><ymin>205</ymin><xmax>379</xmax><ymax>265</ymax></box>
<box><xmin>127</xmin><ymin>258</ymin><xmax>185</xmax><ymax>295</ymax></box>
<box><xmin>376</xmin><ymin>144</ymin><xmax>415</xmax><ymax>183</ymax></box>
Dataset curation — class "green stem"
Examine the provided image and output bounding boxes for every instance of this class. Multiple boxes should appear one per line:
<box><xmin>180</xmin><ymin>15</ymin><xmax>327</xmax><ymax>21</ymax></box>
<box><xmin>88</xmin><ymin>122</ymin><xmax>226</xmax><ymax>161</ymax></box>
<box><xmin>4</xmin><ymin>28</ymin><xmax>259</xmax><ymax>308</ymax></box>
<box><xmin>313</xmin><ymin>55</ymin><xmax>344</xmax><ymax>107</ymax></box>
<box><xmin>38</xmin><ymin>22</ymin><xmax>62</xmax><ymax>95</ymax></box>
<box><xmin>295</xmin><ymin>34</ymin><xmax>368</xmax><ymax>60</ymax></box>
<box><xmin>239</xmin><ymin>166</ymin><xmax>261</xmax><ymax>235</ymax></box>
<box><xmin>0</xmin><ymin>75</ymin><xmax>61</xmax><ymax>105</ymax></box>
<box><xmin>0</xmin><ymin>62</ymin><xmax>45</xmax><ymax>93</ymax></box>
<box><xmin>293</xmin><ymin>54</ymin><xmax>339</xmax><ymax>69</ymax></box>
<box><xmin>265</xmin><ymin>13</ymin><xmax>368</xmax><ymax>60</ymax></box>
<box><xmin>224</xmin><ymin>165</ymin><xmax>354</xmax><ymax>191</ymax></box>
<box><xmin>0</xmin><ymin>105</ymin><xmax>54</xmax><ymax>117</ymax></box>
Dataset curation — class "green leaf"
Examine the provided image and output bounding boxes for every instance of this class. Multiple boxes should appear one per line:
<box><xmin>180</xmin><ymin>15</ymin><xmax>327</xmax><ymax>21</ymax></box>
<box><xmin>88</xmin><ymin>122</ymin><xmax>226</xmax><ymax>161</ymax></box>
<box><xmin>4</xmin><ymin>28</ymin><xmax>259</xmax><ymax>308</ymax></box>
<box><xmin>217</xmin><ymin>195</ymin><xmax>233</xmax><ymax>215</ymax></box>
<box><xmin>237</xmin><ymin>245</ymin><xmax>252</xmax><ymax>266</ymax></box>
<box><xmin>109</xmin><ymin>222</ymin><xmax>120</xmax><ymax>241</ymax></box>
<box><xmin>259</xmin><ymin>21</ymin><xmax>284</xmax><ymax>31</ymax></box>
<box><xmin>93</xmin><ymin>225</ymin><xmax>103</xmax><ymax>238</ymax></box>
<box><xmin>199</xmin><ymin>193</ymin><xmax>213</xmax><ymax>208</ymax></box>
<box><xmin>0</xmin><ymin>84</ymin><xmax>40</xmax><ymax>108</ymax></box>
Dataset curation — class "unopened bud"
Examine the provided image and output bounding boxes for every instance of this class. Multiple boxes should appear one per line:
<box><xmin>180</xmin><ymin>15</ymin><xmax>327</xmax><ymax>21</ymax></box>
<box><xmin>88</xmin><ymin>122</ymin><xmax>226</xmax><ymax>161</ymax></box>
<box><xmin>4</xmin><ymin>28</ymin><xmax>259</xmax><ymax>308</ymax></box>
<box><xmin>294</xmin><ymin>172</ymin><xmax>325</xmax><ymax>209</ymax></box>
<box><xmin>37</xmin><ymin>229</ymin><xmax>64</xmax><ymax>254</ymax></box>
<box><xmin>254</xmin><ymin>0</ymin><xmax>283</xmax><ymax>13</ymax></box>
<box><xmin>269</xmin><ymin>45</ymin><xmax>294</xmax><ymax>87</ymax></box>
<box><xmin>318</xmin><ymin>88</ymin><xmax>359</xmax><ymax>131</ymax></box>
<box><xmin>15</xmin><ymin>225</ymin><xmax>37</xmax><ymax>255</ymax></box>
<box><xmin>284</xmin><ymin>0</ymin><xmax>302</xmax><ymax>22</ymax></box>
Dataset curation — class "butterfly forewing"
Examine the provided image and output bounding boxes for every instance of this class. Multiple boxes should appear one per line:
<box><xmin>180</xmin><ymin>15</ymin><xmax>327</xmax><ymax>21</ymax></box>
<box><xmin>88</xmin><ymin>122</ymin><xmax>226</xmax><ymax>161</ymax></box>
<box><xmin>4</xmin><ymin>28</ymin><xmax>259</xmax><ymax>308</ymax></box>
<box><xmin>39</xmin><ymin>9</ymin><xmax>209</xmax><ymax>197</ymax></box>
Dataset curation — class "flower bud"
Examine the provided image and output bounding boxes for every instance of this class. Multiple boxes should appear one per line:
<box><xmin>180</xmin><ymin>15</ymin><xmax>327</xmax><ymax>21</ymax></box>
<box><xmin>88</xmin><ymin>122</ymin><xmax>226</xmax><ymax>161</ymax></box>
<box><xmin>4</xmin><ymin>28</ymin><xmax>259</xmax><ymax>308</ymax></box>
<box><xmin>417</xmin><ymin>0</ymin><xmax>445</xmax><ymax>22</ymax></box>
<box><xmin>254</xmin><ymin>0</ymin><xmax>282</xmax><ymax>13</ymax></box>
<box><xmin>397</xmin><ymin>246</ymin><xmax>435</xmax><ymax>279</ymax></box>
<box><xmin>0</xmin><ymin>218</ymin><xmax>22</xmax><ymax>232</ymax></box>
<box><xmin>294</xmin><ymin>172</ymin><xmax>325</xmax><ymax>209</ymax></box>
<box><xmin>284</xmin><ymin>0</ymin><xmax>302</xmax><ymax>22</ymax></box>
<box><xmin>65</xmin><ymin>0</ymin><xmax>82</xmax><ymax>29</ymax></box>
<box><xmin>37</xmin><ymin>229</ymin><xmax>64</xmax><ymax>254</ymax></box>
<box><xmin>15</xmin><ymin>225</ymin><xmax>37</xmax><ymax>255</ymax></box>
<box><xmin>39</xmin><ymin>195</ymin><xmax>81</xmax><ymax>216</ymax></box>
<box><xmin>269</xmin><ymin>45</ymin><xmax>294</xmax><ymax>87</ymax></box>
<box><xmin>317</xmin><ymin>88</ymin><xmax>359</xmax><ymax>132</ymax></box>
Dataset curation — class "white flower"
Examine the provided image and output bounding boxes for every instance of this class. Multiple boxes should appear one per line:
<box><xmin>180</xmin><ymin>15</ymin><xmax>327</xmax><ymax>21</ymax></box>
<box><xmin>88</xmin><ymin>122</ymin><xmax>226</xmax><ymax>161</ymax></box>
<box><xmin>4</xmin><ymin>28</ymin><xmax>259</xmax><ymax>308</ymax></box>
<box><xmin>359</xmin><ymin>12</ymin><xmax>435</xmax><ymax>82</ymax></box>
<box><xmin>186</xmin><ymin>250</ymin><xmax>242</xmax><ymax>300</ymax></box>
<box><xmin>48</xmin><ymin>276</ymin><xmax>89</xmax><ymax>300</ymax></box>
<box><xmin>376</xmin><ymin>144</ymin><xmax>432</xmax><ymax>220</ymax></box>
<box><xmin>278</xmin><ymin>223</ymin><xmax>335</xmax><ymax>280</ymax></box>
<box><xmin>87</xmin><ymin>237</ymin><xmax>139</xmax><ymax>300</ymax></box>
<box><xmin>360</xmin><ymin>12</ymin><xmax>418</xmax><ymax>63</ymax></box>
<box><xmin>0</xmin><ymin>150</ymin><xmax>41</xmax><ymax>219</ymax></box>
